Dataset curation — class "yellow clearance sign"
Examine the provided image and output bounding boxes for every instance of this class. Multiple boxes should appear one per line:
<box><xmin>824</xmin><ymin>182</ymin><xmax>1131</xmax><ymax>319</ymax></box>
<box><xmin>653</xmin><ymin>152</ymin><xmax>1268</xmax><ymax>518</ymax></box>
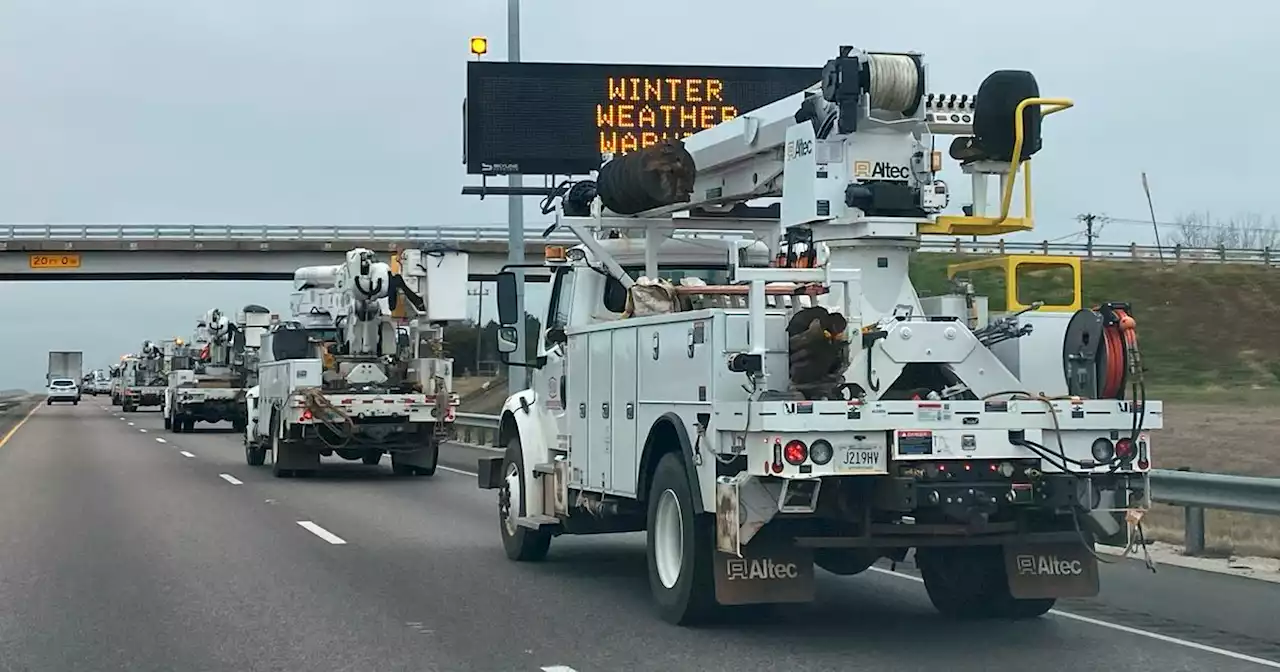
<box><xmin>29</xmin><ymin>253</ymin><xmax>81</xmax><ymax>269</ymax></box>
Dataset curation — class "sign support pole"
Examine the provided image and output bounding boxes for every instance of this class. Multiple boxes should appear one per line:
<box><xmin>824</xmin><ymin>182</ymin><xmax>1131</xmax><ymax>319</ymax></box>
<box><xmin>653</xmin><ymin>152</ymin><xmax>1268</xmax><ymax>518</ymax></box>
<box><xmin>506</xmin><ymin>0</ymin><xmax>527</xmax><ymax>398</ymax></box>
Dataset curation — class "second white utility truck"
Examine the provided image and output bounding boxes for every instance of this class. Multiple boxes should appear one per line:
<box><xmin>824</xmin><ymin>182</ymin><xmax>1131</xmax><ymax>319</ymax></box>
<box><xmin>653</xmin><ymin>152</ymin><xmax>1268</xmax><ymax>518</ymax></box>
<box><xmin>474</xmin><ymin>44</ymin><xmax>1161</xmax><ymax>625</ymax></box>
<box><xmin>246</xmin><ymin>247</ymin><xmax>469</xmax><ymax>477</ymax></box>
<box><xmin>165</xmin><ymin>307</ymin><xmax>272</xmax><ymax>433</ymax></box>
<box><xmin>120</xmin><ymin>342</ymin><xmax>166</xmax><ymax>412</ymax></box>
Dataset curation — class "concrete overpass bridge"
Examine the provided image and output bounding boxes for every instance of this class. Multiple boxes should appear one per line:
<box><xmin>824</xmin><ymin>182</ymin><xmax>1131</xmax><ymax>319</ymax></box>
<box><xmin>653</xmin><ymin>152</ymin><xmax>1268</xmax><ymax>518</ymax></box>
<box><xmin>0</xmin><ymin>223</ymin><xmax>578</xmax><ymax>281</ymax></box>
<box><xmin>0</xmin><ymin>222</ymin><xmax>1130</xmax><ymax>282</ymax></box>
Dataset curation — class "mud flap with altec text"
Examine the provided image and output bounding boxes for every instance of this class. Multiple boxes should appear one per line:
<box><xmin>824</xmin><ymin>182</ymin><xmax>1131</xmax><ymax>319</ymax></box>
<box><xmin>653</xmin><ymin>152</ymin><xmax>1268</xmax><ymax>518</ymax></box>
<box><xmin>1003</xmin><ymin>541</ymin><xmax>1100</xmax><ymax>600</ymax></box>
<box><xmin>713</xmin><ymin>537</ymin><xmax>815</xmax><ymax>606</ymax></box>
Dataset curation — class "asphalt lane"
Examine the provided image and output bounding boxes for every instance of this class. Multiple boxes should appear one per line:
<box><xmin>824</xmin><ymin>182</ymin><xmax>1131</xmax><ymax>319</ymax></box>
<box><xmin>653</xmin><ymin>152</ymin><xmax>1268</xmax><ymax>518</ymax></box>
<box><xmin>1</xmin><ymin>402</ymin><xmax>1277</xmax><ymax>671</ymax></box>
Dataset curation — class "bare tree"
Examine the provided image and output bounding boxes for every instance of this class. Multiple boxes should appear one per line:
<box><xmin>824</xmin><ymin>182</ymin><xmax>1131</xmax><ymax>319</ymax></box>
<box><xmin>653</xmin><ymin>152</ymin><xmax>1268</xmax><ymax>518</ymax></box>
<box><xmin>1172</xmin><ymin>212</ymin><xmax>1280</xmax><ymax>249</ymax></box>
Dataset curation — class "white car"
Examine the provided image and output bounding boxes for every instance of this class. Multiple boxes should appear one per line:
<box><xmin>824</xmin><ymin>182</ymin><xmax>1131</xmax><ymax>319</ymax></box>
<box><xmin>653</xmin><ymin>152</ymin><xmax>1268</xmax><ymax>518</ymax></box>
<box><xmin>46</xmin><ymin>378</ymin><xmax>81</xmax><ymax>405</ymax></box>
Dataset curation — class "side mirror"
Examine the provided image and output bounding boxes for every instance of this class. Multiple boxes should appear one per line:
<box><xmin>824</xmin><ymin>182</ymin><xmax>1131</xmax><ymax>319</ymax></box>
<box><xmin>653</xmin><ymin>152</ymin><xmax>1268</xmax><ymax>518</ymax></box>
<box><xmin>496</xmin><ymin>271</ymin><xmax>519</xmax><ymax>325</ymax></box>
<box><xmin>496</xmin><ymin>326</ymin><xmax>519</xmax><ymax>356</ymax></box>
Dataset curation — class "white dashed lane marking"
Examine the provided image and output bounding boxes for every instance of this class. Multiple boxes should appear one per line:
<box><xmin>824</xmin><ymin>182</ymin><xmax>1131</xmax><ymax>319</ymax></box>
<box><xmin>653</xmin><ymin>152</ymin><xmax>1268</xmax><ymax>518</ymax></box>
<box><xmin>297</xmin><ymin>521</ymin><xmax>346</xmax><ymax>545</ymax></box>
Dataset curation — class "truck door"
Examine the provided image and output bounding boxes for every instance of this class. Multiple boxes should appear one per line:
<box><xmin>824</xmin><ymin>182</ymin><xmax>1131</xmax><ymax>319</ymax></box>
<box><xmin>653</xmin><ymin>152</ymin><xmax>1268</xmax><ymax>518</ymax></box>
<box><xmin>534</xmin><ymin>266</ymin><xmax>579</xmax><ymax>482</ymax></box>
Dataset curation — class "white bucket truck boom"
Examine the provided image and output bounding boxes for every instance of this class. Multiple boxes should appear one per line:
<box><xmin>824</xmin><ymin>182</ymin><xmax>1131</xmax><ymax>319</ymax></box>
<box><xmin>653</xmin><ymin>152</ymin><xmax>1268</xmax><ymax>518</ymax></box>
<box><xmin>473</xmin><ymin>44</ymin><xmax>1160</xmax><ymax>625</ymax></box>
<box><xmin>165</xmin><ymin>306</ymin><xmax>272</xmax><ymax>433</ymax></box>
<box><xmin>247</xmin><ymin>246</ymin><xmax>469</xmax><ymax>477</ymax></box>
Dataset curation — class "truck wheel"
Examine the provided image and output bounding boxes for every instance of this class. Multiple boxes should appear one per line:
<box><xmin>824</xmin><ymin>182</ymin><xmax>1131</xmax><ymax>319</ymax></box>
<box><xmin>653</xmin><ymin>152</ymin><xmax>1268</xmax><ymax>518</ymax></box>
<box><xmin>172</xmin><ymin>415</ymin><xmax>184</xmax><ymax>433</ymax></box>
<box><xmin>916</xmin><ymin>546</ymin><xmax>1055</xmax><ymax>619</ymax></box>
<box><xmin>814</xmin><ymin>549</ymin><xmax>880</xmax><ymax>576</ymax></box>
<box><xmin>163</xmin><ymin>414</ymin><xmax>172</xmax><ymax>430</ymax></box>
<box><xmin>72</xmin><ymin>400</ymin><xmax>78</xmax><ymax>406</ymax></box>
<box><xmin>232</xmin><ymin>419</ymin><xmax>246</xmax><ymax>433</ymax></box>
<box><xmin>362</xmin><ymin>452</ymin><xmax>381</xmax><ymax>465</ymax></box>
<box><xmin>646</xmin><ymin>452</ymin><xmax>717</xmax><ymax>625</ymax></box>
<box><xmin>182</xmin><ymin>418</ymin><xmax>195</xmax><ymax>433</ymax></box>
<box><xmin>498</xmin><ymin>437</ymin><xmax>551</xmax><ymax>562</ymax></box>
<box><xmin>46</xmin><ymin>399</ymin><xmax>52</xmax><ymax>406</ymax></box>
<box><xmin>245</xmin><ymin>441</ymin><xmax>267</xmax><ymax>467</ymax></box>
<box><xmin>271</xmin><ymin>431</ymin><xmax>294</xmax><ymax>478</ymax></box>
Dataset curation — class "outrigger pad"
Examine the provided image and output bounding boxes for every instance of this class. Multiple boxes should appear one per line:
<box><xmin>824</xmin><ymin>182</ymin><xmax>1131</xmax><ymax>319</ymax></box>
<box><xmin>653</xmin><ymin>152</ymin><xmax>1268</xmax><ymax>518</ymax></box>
<box><xmin>476</xmin><ymin>456</ymin><xmax>504</xmax><ymax>489</ymax></box>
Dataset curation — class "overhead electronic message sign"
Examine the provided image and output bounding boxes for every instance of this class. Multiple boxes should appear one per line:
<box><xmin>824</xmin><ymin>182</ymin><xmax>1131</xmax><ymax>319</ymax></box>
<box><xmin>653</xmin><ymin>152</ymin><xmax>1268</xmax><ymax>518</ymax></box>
<box><xmin>464</xmin><ymin>61</ymin><xmax>821</xmax><ymax>176</ymax></box>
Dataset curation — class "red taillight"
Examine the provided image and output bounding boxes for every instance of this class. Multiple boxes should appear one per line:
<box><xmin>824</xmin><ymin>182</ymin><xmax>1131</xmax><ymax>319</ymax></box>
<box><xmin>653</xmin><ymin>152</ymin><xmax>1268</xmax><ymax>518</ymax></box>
<box><xmin>783</xmin><ymin>440</ymin><xmax>808</xmax><ymax>465</ymax></box>
<box><xmin>300</xmin><ymin>409</ymin><xmax>313</xmax><ymax>421</ymax></box>
<box><xmin>1115</xmin><ymin>437</ymin><xmax>1135</xmax><ymax>460</ymax></box>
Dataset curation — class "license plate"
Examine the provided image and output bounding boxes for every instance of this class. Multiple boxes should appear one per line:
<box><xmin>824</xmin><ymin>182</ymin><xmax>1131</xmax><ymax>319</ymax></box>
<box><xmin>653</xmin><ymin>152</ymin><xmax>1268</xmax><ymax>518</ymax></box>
<box><xmin>836</xmin><ymin>446</ymin><xmax>883</xmax><ymax>472</ymax></box>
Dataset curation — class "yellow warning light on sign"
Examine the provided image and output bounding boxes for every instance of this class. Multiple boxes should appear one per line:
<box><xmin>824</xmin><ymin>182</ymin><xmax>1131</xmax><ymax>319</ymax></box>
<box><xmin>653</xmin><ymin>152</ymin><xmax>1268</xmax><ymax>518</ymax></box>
<box><xmin>544</xmin><ymin>245</ymin><xmax>568</xmax><ymax>263</ymax></box>
<box><xmin>469</xmin><ymin>36</ymin><xmax>488</xmax><ymax>56</ymax></box>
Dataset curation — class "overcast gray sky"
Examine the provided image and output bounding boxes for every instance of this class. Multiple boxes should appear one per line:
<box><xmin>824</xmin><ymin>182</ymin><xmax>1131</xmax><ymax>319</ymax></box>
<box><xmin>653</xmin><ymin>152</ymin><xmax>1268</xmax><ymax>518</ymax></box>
<box><xmin>2</xmin><ymin>0</ymin><xmax>1278</xmax><ymax>388</ymax></box>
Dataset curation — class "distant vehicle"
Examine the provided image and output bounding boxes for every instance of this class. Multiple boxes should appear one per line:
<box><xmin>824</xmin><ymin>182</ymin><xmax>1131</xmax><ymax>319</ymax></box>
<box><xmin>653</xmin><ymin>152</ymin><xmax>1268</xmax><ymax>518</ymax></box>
<box><xmin>46</xmin><ymin>378</ymin><xmax>80</xmax><ymax>405</ymax></box>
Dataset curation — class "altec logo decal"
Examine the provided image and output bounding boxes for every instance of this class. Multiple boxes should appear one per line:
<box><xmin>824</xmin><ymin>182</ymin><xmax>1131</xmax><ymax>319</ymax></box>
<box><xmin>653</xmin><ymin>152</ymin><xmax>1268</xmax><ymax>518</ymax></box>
<box><xmin>1015</xmin><ymin>554</ymin><xmax>1084</xmax><ymax>576</ymax></box>
<box><xmin>785</xmin><ymin>139</ymin><xmax>813</xmax><ymax>161</ymax></box>
<box><xmin>853</xmin><ymin>161</ymin><xmax>911</xmax><ymax>180</ymax></box>
<box><xmin>726</xmin><ymin>558</ymin><xmax>799</xmax><ymax>580</ymax></box>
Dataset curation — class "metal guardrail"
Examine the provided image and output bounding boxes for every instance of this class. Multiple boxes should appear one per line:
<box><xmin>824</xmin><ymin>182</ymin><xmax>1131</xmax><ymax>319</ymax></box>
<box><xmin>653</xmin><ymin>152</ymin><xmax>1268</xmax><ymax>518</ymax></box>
<box><xmin>6</xmin><ymin>223</ymin><xmax>1280</xmax><ymax>266</ymax></box>
<box><xmin>1151</xmin><ymin>468</ymin><xmax>1280</xmax><ymax>555</ymax></box>
<box><xmin>450</xmin><ymin>413</ymin><xmax>1280</xmax><ymax>555</ymax></box>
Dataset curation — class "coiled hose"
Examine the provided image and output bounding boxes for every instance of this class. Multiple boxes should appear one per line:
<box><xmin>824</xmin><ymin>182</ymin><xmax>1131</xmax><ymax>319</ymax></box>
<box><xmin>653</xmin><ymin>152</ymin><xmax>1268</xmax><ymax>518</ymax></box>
<box><xmin>298</xmin><ymin>387</ymin><xmax>354</xmax><ymax>449</ymax></box>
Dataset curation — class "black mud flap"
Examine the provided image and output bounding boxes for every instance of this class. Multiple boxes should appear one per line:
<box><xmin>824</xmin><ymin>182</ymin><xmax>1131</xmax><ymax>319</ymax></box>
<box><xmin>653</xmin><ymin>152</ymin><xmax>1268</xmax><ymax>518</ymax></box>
<box><xmin>713</xmin><ymin>537</ymin><xmax>815</xmax><ymax>606</ymax></box>
<box><xmin>1003</xmin><ymin>541</ymin><xmax>1100</xmax><ymax>600</ymax></box>
<box><xmin>476</xmin><ymin>456</ymin><xmax>504</xmax><ymax>489</ymax></box>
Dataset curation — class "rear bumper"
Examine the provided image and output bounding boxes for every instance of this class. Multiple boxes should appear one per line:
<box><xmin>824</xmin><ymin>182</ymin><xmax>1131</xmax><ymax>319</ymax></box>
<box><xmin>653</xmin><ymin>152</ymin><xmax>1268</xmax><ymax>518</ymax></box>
<box><xmin>47</xmin><ymin>393</ymin><xmax>79</xmax><ymax>402</ymax></box>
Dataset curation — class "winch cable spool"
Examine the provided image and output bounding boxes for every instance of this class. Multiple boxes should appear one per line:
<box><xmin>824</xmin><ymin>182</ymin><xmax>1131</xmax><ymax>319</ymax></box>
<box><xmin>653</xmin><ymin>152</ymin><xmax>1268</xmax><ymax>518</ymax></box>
<box><xmin>866</xmin><ymin>53</ymin><xmax>922</xmax><ymax>114</ymax></box>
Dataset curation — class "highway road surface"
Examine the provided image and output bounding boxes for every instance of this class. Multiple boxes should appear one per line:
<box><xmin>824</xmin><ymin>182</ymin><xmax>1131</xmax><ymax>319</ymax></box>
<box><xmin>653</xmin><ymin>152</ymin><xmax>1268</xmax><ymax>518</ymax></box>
<box><xmin>1</xmin><ymin>402</ymin><xmax>1279</xmax><ymax>672</ymax></box>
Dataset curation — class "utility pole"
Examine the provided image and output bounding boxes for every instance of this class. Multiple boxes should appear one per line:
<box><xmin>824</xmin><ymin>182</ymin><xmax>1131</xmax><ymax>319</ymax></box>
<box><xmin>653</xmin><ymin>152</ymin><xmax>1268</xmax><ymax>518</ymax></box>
<box><xmin>468</xmin><ymin>284</ymin><xmax>490</xmax><ymax>376</ymax></box>
<box><xmin>1079</xmin><ymin>213</ymin><xmax>1098</xmax><ymax>259</ymax></box>
<box><xmin>505</xmin><ymin>0</ymin><xmax>526</xmax><ymax>397</ymax></box>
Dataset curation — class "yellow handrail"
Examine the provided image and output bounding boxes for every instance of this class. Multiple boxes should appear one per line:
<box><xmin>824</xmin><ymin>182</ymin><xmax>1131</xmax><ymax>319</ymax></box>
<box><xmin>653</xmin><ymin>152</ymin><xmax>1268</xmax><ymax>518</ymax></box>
<box><xmin>924</xmin><ymin>96</ymin><xmax>1073</xmax><ymax>236</ymax></box>
<box><xmin>989</xmin><ymin>97</ymin><xmax>1073</xmax><ymax>228</ymax></box>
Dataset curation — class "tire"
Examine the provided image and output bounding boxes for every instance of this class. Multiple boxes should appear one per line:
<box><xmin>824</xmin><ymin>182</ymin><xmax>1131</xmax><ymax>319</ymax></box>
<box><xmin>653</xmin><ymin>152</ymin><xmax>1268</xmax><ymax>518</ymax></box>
<box><xmin>362</xmin><ymin>452</ymin><xmax>381</xmax><ymax>466</ymax></box>
<box><xmin>271</xmin><ymin>429</ymin><xmax>293</xmax><ymax>478</ymax></box>
<box><xmin>646</xmin><ymin>452</ymin><xmax>717</xmax><ymax>625</ymax></box>
<box><xmin>173</xmin><ymin>415</ymin><xmax>185</xmax><ymax>433</ymax></box>
<box><xmin>415</xmin><ymin>440</ymin><xmax>439</xmax><ymax>477</ymax></box>
<box><xmin>163</xmin><ymin>414</ymin><xmax>172</xmax><ymax>430</ymax></box>
<box><xmin>182</xmin><ymin>418</ymin><xmax>195</xmax><ymax>433</ymax></box>
<box><xmin>245</xmin><ymin>440</ymin><xmax>267</xmax><ymax>467</ymax></box>
<box><xmin>917</xmin><ymin>546</ymin><xmax>1056</xmax><ymax>620</ymax></box>
<box><xmin>498</xmin><ymin>437</ymin><xmax>551</xmax><ymax>562</ymax></box>
<box><xmin>72</xmin><ymin>400</ymin><xmax>78</xmax><ymax>406</ymax></box>
<box><xmin>232</xmin><ymin>419</ymin><xmax>246</xmax><ymax>433</ymax></box>
<box><xmin>46</xmin><ymin>399</ymin><xmax>52</xmax><ymax>406</ymax></box>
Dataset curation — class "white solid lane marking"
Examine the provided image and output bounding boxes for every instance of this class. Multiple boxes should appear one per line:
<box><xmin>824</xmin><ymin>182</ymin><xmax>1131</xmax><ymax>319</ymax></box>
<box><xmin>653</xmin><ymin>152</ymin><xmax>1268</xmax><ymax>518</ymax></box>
<box><xmin>438</xmin><ymin>465</ymin><xmax>477</xmax><ymax>477</ymax></box>
<box><xmin>541</xmin><ymin>667</ymin><xmax>578</xmax><ymax>672</ymax></box>
<box><xmin>155</xmin><ymin>437</ymin><xmax>166</xmax><ymax>443</ymax></box>
<box><xmin>297</xmin><ymin>521</ymin><xmax>346</xmax><ymax>545</ymax></box>
<box><xmin>179</xmin><ymin>451</ymin><xmax>195</xmax><ymax>458</ymax></box>
<box><xmin>218</xmin><ymin>473</ymin><xmax>243</xmax><ymax>485</ymax></box>
<box><xmin>865</xmin><ymin>567</ymin><xmax>1280</xmax><ymax>668</ymax></box>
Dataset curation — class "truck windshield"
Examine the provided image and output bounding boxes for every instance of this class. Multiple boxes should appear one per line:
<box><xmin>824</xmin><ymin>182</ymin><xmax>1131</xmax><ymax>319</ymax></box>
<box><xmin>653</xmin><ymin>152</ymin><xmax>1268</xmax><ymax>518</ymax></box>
<box><xmin>603</xmin><ymin>265</ymin><xmax>734</xmax><ymax>314</ymax></box>
<box><xmin>623</xmin><ymin>266</ymin><xmax>733</xmax><ymax>285</ymax></box>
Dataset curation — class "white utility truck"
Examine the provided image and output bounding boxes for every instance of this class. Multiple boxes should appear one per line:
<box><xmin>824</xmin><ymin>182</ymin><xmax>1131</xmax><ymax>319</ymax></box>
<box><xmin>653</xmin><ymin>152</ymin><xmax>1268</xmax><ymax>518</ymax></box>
<box><xmin>120</xmin><ymin>342</ymin><xmax>167</xmax><ymax>412</ymax></box>
<box><xmin>246</xmin><ymin>247</ymin><xmax>469</xmax><ymax>477</ymax></box>
<box><xmin>474</xmin><ymin>44</ymin><xmax>1160</xmax><ymax>625</ymax></box>
<box><xmin>164</xmin><ymin>306</ymin><xmax>272</xmax><ymax>433</ymax></box>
